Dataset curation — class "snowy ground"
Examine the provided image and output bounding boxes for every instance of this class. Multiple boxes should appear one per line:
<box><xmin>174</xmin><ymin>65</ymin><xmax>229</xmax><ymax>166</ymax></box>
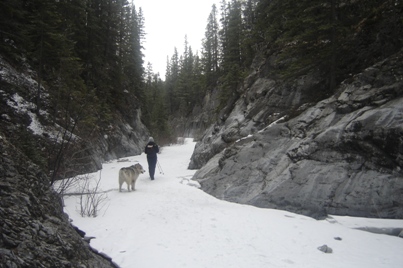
<box><xmin>62</xmin><ymin>138</ymin><xmax>403</xmax><ymax>268</ymax></box>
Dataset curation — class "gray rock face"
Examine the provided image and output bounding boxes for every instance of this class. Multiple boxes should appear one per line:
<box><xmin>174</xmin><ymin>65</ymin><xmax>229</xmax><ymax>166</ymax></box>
<box><xmin>171</xmin><ymin>89</ymin><xmax>223</xmax><ymax>139</ymax></box>
<box><xmin>192</xmin><ymin>49</ymin><xmax>403</xmax><ymax>219</ymax></box>
<box><xmin>90</xmin><ymin>110</ymin><xmax>149</xmax><ymax>166</ymax></box>
<box><xmin>0</xmin><ymin>135</ymin><xmax>118</xmax><ymax>267</ymax></box>
<box><xmin>188</xmin><ymin>57</ymin><xmax>322</xmax><ymax>170</ymax></box>
<box><xmin>0</xmin><ymin>56</ymin><xmax>149</xmax><ymax>176</ymax></box>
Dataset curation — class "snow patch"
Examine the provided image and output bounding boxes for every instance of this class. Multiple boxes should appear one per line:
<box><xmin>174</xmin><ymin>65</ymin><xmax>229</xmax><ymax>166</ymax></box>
<box><xmin>6</xmin><ymin>93</ymin><xmax>77</xmax><ymax>142</ymax></box>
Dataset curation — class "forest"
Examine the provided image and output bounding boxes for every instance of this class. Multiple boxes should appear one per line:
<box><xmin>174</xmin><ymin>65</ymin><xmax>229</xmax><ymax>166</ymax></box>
<box><xmin>1</xmin><ymin>0</ymin><xmax>402</xmax><ymax>146</ymax></box>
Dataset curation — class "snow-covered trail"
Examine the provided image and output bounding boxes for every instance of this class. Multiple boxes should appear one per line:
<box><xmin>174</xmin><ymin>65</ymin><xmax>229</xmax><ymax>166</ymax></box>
<box><xmin>63</xmin><ymin>139</ymin><xmax>403</xmax><ymax>268</ymax></box>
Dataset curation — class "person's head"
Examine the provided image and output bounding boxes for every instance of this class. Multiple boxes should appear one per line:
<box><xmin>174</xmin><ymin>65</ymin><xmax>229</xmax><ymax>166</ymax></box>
<box><xmin>148</xmin><ymin>137</ymin><xmax>154</xmax><ymax>142</ymax></box>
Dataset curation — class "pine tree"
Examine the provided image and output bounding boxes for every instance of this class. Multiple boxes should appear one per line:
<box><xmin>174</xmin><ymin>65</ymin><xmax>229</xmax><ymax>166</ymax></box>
<box><xmin>23</xmin><ymin>0</ymin><xmax>68</xmax><ymax>112</ymax></box>
<box><xmin>166</xmin><ymin>47</ymin><xmax>180</xmax><ymax>113</ymax></box>
<box><xmin>241</xmin><ymin>0</ymin><xmax>259</xmax><ymax>69</ymax></box>
<box><xmin>142</xmin><ymin>65</ymin><xmax>173</xmax><ymax>143</ymax></box>
<box><xmin>202</xmin><ymin>4</ymin><xmax>220</xmax><ymax>88</ymax></box>
<box><xmin>0</xmin><ymin>0</ymin><xmax>26</xmax><ymax>59</ymax></box>
<box><xmin>177</xmin><ymin>36</ymin><xmax>193</xmax><ymax>115</ymax></box>
<box><xmin>218</xmin><ymin>0</ymin><xmax>243</xmax><ymax>104</ymax></box>
<box><xmin>219</xmin><ymin>0</ymin><xmax>229</xmax><ymax>68</ymax></box>
<box><xmin>123</xmin><ymin>4</ymin><xmax>145</xmax><ymax>98</ymax></box>
<box><xmin>191</xmin><ymin>52</ymin><xmax>205</xmax><ymax>106</ymax></box>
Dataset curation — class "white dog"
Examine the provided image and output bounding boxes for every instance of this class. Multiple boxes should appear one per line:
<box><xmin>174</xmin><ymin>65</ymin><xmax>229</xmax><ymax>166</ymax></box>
<box><xmin>118</xmin><ymin>163</ymin><xmax>145</xmax><ymax>192</ymax></box>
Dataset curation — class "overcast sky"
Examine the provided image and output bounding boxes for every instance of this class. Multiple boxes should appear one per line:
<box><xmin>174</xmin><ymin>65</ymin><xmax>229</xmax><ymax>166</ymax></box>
<box><xmin>133</xmin><ymin>0</ymin><xmax>221</xmax><ymax>78</ymax></box>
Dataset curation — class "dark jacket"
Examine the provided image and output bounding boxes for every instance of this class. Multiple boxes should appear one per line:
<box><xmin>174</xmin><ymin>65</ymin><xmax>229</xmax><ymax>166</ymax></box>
<box><xmin>145</xmin><ymin>142</ymin><xmax>159</xmax><ymax>158</ymax></box>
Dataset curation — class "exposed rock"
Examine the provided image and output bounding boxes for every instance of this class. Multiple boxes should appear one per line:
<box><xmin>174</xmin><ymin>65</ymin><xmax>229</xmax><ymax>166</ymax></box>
<box><xmin>167</xmin><ymin>87</ymin><xmax>223</xmax><ymax>140</ymax></box>
<box><xmin>193</xmin><ymin>49</ymin><xmax>403</xmax><ymax>219</ymax></box>
<box><xmin>0</xmin><ymin>134</ymin><xmax>118</xmax><ymax>267</ymax></box>
<box><xmin>0</xmin><ymin>56</ymin><xmax>148</xmax><ymax>176</ymax></box>
<box><xmin>318</xmin><ymin>245</ymin><xmax>333</xmax><ymax>254</ymax></box>
<box><xmin>188</xmin><ymin>58</ymin><xmax>322</xmax><ymax>170</ymax></box>
<box><xmin>355</xmin><ymin>227</ymin><xmax>403</xmax><ymax>238</ymax></box>
<box><xmin>90</xmin><ymin>111</ymin><xmax>148</xmax><ymax>165</ymax></box>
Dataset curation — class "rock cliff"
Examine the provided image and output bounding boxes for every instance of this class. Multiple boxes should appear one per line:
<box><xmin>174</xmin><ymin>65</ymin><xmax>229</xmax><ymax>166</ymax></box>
<box><xmin>189</xmin><ymin>1</ymin><xmax>403</xmax><ymax>219</ymax></box>
<box><xmin>0</xmin><ymin>54</ymin><xmax>147</xmax><ymax>267</ymax></box>
<box><xmin>0</xmin><ymin>135</ymin><xmax>118</xmax><ymax>267</ymax></box>
<box><xmin>0</xmin><ymin>56</ymin><xmax>149</xmax><ymax>175</ymax></box>
<box><xmin>192</xmin><ymin>49</ymin><xmax>403</xmax><ymax>219</ymax></box>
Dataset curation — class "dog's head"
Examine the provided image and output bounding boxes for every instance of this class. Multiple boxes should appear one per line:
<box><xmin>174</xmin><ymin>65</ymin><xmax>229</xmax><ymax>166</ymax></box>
<box><xmin>134</xmin><ymin>163</ymin><xmax>146</xmax><ymax>174</ymax></box>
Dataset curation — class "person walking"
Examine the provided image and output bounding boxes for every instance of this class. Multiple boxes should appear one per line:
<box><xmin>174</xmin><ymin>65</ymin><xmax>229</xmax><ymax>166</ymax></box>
<box><xmin>144</xmin><ymin>137</ymin><xmax>159</xmax><ymax>180</ymax></box>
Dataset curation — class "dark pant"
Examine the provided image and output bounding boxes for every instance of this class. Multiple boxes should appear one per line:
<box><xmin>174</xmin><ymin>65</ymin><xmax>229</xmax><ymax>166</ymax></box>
<box><xmin>147</xmin><ymin>156</ymin><xmax>157</xmax><ymax>179</ymax></box>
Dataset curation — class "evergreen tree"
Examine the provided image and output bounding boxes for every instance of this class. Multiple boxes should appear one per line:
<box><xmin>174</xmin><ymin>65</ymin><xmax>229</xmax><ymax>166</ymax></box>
<box><xmin>143</xmin><ymin>64</ymin><xmax>173</xmax><ymax>143</ymax></box>
<box><xmin>191</xmin><ymin>52</ymin><xmax>206</xmax><ymax>106</ymax></box>
<box><xmin>23</xmin><ymin>0</ymin><xmax>68</xmax><ymax>112</ymax></box>
<box><xmin>166</xmin><ymin>47</ymin><xmax>180</xmax><ymax>113</ymax></box>
<box><xmin>202</xmin><ymin>4</ymin><xmax>220</xmax><ymax>88</ymax></box>
<box><xmin>123</xmin><ymin>5</ymin><xmax>145</xmax><ymax>98</ymax></box>
<box><xmin>241</xmin><ymin>0</ymin><xmax>259</xmax><ymax>69</ymax></box>
<box><xmin>163</xmin><ymin>35</ymin><xmax>207</xmax><ymax>122</ymax></box>
<box><xmin>0</xmin><ymin>0</ymin><xmax>148</xmax><ymax>172</ymax></box>
<box><xmin>218</xmin><ymin>0</ymin><xmax>243</xmax><ymax>104</ymax></box>
<box><xmin>177</xmin><ymin>36</ymin><xmax>193</xmax><ymax>115</ymax></box>
<box><xmin>219</xmin><ymin>0</ymin><xmax>229</xmax><ymax>68</ymax></box>
<box><xmin>142</xmin><ymin>62</ymin><xmax>154</xmax><ymax>127</ymax></box>
<box><xmin>254</xmin><ymin>0</ymin><xmax>403</xmax><ymax>96</ymax></box>
<box><xmin>0</xmin><ymin>0</ymin><xmax>26</xmax><ymax>59</ymax></box>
